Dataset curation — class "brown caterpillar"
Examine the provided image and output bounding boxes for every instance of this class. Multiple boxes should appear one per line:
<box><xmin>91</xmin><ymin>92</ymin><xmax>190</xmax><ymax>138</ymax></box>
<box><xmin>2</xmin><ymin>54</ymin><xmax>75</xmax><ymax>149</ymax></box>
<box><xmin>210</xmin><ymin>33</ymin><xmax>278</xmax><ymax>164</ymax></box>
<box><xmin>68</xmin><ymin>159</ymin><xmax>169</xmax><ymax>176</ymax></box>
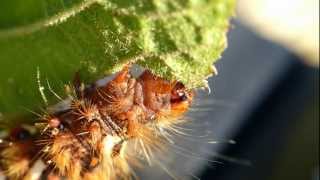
<box><xmin>0</xmin><ymin>65</ymin><xmax>194</xmax><ymax>180</ymax></box>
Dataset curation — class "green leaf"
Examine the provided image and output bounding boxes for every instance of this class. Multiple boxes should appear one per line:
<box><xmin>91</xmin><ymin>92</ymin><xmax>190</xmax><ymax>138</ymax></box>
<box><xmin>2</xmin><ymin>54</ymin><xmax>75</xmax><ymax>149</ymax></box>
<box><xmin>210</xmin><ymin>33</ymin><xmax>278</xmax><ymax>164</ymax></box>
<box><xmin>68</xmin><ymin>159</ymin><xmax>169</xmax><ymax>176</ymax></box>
<box><xmin>0</xmin><ymin>0</ymin><xmax>235</xmax><ymax>116</ymax></box>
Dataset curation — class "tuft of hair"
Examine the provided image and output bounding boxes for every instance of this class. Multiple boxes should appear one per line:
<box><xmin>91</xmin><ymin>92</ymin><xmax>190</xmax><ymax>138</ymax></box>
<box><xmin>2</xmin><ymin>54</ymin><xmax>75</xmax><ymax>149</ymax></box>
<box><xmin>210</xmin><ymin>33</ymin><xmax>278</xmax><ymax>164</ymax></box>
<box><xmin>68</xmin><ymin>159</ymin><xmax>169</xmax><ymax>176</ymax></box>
<box><xmin>0</xmin><ymin>144</ymin><xmax>31</xmax><ymax>178</ymax></box>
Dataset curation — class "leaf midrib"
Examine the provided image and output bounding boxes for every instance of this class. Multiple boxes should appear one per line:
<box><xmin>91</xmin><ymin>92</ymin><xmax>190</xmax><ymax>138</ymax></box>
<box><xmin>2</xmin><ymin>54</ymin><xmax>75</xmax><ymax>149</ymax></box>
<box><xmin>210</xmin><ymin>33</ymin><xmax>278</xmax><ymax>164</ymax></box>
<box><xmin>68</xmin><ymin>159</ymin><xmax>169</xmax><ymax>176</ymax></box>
<box><xmin>0</xmin><ymin>0</ymin><xmax>98</xmax><ymax>38</ymax></box>
<box><xmin>0</xmin><ymin>0</ymin><xmax>216</xmax><ymax>39</ymax></box>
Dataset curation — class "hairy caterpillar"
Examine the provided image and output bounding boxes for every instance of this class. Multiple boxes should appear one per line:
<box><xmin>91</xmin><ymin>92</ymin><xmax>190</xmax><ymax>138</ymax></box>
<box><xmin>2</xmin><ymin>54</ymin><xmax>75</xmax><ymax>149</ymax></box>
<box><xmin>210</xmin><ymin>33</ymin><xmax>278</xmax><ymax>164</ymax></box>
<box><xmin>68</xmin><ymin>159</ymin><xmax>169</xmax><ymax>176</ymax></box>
<box><xmin>0</xmin><ymin>65</ymin><xmax>196</xmax><ymax>180</ymax></box>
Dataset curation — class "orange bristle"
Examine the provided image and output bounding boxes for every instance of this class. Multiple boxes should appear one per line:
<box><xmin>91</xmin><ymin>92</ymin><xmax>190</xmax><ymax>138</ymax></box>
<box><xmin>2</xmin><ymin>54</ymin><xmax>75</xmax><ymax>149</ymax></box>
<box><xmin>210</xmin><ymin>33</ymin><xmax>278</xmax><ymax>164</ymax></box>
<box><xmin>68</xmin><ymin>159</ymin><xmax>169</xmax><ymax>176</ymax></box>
<box><xmin>0</xmin><ymin>65</ymin><xmax>195</xmax><ymax>179</ymax></box>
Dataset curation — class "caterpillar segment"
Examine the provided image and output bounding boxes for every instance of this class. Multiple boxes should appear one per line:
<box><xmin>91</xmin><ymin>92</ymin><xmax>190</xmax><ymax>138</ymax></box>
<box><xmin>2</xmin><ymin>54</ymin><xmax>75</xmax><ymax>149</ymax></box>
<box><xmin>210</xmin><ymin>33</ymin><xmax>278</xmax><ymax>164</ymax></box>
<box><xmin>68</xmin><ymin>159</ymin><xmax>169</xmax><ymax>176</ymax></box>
<box><xmin>0</xmin><ymin>66</ymin><xmax>194</xmax><ymax>179</ymax></box>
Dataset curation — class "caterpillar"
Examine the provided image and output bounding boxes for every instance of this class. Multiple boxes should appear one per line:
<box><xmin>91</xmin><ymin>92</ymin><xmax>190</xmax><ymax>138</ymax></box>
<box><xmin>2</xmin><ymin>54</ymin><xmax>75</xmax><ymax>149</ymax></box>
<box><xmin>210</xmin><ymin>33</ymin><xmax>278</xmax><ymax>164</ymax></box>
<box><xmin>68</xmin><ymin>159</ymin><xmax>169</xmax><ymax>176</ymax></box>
<box><xmin>0</xmin><ymin>65</ymin><xmax>195</xmax><ymax>180</ymax></box>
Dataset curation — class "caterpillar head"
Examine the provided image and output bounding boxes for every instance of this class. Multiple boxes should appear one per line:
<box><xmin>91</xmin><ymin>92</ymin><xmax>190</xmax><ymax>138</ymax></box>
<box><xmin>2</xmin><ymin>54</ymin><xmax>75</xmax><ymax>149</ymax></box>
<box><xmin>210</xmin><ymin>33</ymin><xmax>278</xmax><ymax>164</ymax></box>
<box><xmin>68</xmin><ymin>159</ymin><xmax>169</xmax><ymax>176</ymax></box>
<box><xmin>138</xmin><ymin>71</ymin><xmax>193</xmax><ymax>118</ymax></box>
<box><xmin>170</xmin><ymin>82</ymin><xmax>194</xmax><ymax>117</ymax></box>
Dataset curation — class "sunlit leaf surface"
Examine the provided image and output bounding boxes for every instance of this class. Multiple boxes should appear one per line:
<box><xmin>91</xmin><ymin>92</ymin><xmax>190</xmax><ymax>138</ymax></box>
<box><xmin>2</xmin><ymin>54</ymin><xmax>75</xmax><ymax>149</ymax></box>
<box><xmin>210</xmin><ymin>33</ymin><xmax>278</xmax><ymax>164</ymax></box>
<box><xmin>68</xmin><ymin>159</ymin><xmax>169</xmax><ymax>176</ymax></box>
<box><xmin>0</xmin><ymin>0</ymin><xmax>235</xmax><ymax>116</ymax></box>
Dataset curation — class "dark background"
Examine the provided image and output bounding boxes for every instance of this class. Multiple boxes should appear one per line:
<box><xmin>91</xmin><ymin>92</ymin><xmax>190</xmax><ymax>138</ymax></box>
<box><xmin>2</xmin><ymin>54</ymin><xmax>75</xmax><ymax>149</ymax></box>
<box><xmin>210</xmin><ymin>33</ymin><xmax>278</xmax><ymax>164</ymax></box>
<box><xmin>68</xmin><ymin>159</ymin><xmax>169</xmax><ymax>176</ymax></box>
<box><xmin>198</xmin><ymin>21</ymin><xmax>319</xmax><ymax>180</ymax></box>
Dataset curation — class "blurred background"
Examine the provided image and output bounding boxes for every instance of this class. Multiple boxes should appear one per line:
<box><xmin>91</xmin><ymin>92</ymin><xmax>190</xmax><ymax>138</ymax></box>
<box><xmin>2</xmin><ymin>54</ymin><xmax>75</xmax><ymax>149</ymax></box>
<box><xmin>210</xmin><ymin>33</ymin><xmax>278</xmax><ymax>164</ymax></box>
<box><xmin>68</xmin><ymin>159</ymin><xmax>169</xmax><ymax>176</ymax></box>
<box><xmin>196</xmin><ymin>0</ymin><xmax>319</xmax><ymax>180</ymax></box>
<box><xmin>237</xmin><ymin>0</ymin><xmax>319</xmax><ymax>67</ymax></box>
<box><xmin>0</xmin><ymin>0</ymin><xmax>318</xmax><ymax>180</ymax></box>
<box><xmin>140</xmin><ymin>1</ymin><xmax>319</xmax><ymax>179</ymax></box>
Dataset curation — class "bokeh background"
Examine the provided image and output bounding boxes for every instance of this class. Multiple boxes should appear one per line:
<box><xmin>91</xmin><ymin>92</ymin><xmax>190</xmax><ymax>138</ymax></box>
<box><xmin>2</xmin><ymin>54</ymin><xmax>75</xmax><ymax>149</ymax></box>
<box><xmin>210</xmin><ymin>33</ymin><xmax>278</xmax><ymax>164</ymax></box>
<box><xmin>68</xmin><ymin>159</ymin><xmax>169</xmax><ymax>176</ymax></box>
<box><xmin>197</xmin><ymin>0</ymin><xmax>319</xmax><ymax>180</ymax></box>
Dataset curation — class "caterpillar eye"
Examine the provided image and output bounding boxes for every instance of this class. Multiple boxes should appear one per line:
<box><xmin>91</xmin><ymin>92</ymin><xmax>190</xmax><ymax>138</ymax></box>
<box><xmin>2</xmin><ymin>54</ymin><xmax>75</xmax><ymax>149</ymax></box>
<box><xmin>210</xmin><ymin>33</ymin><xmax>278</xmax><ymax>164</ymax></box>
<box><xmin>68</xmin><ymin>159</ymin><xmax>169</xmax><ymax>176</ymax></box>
<box><xmin>171</xmin><ymin>90</ymin><xmax>189</xmax><ymax>103</ymax></box>
<box><xmin>170</xmin><ymin>82</ymin><xmax>189</xmax><ymax>103</ymax></box>
<box><xmin>178</xmin><ymin>92</ymin><xmax>188</xmax><ymax>101</ymax></box>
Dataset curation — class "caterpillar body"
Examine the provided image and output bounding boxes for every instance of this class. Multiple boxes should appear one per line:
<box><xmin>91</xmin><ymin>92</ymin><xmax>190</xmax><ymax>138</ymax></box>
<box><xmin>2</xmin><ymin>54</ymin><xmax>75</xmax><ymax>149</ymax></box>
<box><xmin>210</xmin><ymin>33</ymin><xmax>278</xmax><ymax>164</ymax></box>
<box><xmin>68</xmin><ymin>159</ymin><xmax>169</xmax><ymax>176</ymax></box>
<box><xmin>0</xmin><ymin>65</ymin><xmax>194</xmax><ymax>180</ymax></box>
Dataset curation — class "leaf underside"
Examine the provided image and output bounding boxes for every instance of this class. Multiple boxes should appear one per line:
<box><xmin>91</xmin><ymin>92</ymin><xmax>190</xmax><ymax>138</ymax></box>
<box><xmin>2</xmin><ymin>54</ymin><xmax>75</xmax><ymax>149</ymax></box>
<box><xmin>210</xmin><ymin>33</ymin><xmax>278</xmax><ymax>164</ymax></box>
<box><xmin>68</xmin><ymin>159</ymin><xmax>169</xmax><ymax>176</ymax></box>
<box><xmin>0</xmin><ymin>0</ymin><xmax>235</xmax><ymax>117</ymax></box>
